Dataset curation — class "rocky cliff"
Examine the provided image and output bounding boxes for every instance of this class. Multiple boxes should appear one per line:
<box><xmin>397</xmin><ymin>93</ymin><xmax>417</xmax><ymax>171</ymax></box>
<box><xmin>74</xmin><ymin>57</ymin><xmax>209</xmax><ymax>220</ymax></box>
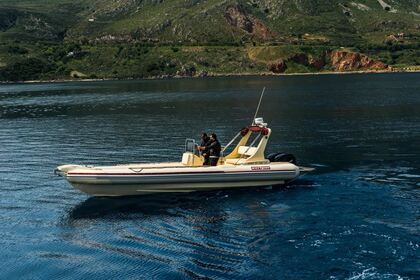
<box><xmin>331</xmin><ymin>51</ymin><xmax>388</xmax><ymax>71</ymax></box>
<box><xmin>225</xmin><ymin>5</ymin><xmax>274</xmax><ymax>40</ymax></box>
<box><xmin>264</xmin><ymin>50</ymin><xmax>388</xmax><ymax>73</ymax></box>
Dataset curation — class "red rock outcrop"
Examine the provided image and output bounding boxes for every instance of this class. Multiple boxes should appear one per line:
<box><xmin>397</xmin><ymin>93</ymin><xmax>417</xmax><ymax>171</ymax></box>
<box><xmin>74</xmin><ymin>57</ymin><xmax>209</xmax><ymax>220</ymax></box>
<box><xmin>251</xmin><ymin>19</ymin><xmax>274</xmax><ymax>40</ymax></box>
<box><xmin>269</xmin><ymin>59</ymin><xmax>287</xmax><ymax>73</ymax></box>
<box><xmin>225</xmin><ymin>5</ymin><xmax>253</xmax><ymax>33</ymax></box>
<box><xmin>331</xmin><ymin>50</ymin><xmax>388</xmax><ymax>71</ymax></box>
<box><xmin>225</xmin><ymin>5</ymin><xmax>273</xmax><ymax>40</ymax></box>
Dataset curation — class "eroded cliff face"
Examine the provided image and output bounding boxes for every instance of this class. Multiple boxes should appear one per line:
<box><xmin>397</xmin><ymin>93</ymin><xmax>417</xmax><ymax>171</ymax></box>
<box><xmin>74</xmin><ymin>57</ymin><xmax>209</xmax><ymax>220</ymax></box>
<box><xmin>330</xmin><ymin>50</ymin><xmax>388</xmax><ymax>71</ymax></box>
<box><xmin>269</xmin><ymin>59</ymin><xmax>287</xmax><ymax>73</ymax></box>
<box><xmin>264</xmin><ymin>50</ymin><xmax>388</xmax><ymax>73</ymax></box>
<box><xmin>225</xmin><ymin>5</ymin><xmax>274</xmax><ymax>40</ymax></box>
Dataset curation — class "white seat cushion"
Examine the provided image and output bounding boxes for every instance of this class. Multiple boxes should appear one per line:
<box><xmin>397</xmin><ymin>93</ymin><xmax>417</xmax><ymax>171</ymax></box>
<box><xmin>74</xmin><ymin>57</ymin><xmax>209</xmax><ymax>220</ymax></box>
<box><xmin>238</xmin><ymin>146</ymin><xmax>258</xmax><ymax>156</ymax></box>
<box><xmin>182</xmin><ymin>152</ymin><xmax>191</xmax><ymax>165</ymax></box>
<box><xmin>225</xmin><ymin>158</ymin><xmax>248</xmax><ymax>165</ymax></box>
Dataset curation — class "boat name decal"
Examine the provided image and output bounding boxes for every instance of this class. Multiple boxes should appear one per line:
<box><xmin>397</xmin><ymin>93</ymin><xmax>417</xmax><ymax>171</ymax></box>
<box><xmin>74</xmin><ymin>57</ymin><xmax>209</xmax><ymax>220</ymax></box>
<box><xmin>251</xmin><ymin>166</ymin><xmax>271</xmax><ymax>171</ymax></box>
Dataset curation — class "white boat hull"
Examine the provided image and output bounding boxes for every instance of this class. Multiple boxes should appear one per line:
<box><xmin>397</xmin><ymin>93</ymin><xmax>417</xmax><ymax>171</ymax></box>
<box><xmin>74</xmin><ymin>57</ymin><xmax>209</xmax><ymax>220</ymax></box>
<box><xmin>57</xmin><ymin>163</ymin><xmax>304</xmax><ymax>196</ymax></box>
<box><xmin>71</xmin><ymin>180</ymin><xmax>287</xmax><ymax>196</ymax></box>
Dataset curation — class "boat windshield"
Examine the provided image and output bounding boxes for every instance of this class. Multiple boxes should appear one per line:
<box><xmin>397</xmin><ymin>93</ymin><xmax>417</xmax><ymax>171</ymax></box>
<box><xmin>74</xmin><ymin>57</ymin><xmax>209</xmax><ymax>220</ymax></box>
<box><xmin>185</xmin><ymin>139</ymin><xmax>199</xmax><ymax>155</ymax></box>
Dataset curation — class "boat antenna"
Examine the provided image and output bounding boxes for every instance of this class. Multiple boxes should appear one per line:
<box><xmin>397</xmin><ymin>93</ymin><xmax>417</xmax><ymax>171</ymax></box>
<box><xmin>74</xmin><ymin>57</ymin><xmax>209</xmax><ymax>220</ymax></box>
<box><xmin>252</xmin><ymin>87</ymin><xmax>266</xmax><ymax>125</ymax></box>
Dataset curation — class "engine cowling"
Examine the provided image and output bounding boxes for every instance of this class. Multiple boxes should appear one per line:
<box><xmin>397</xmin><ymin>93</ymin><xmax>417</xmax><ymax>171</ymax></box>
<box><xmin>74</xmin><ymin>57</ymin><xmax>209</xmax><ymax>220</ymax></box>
<box><xmin>267</xmin><ymin>152</ymin><xmax>297</xmax><ymax>164</ymax></box>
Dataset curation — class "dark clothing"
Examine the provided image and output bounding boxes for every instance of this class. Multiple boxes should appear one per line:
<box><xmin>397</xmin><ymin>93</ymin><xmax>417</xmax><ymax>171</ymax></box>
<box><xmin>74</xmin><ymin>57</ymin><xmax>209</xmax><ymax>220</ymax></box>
<box><xmin>200</xmin><ymin>136</ymin><xmax>210</xmax><ymax>147</ymax></box>
<box><xmin>203</xmin><ymin>155</ymin><xmax>210</xmax><ymax>166</ymax></box>
<box><xmin>200</xmin><ymin>136</ymin><xmax>210</xmax><ymax>155</ymax></box>
<box><xmin>206</xmin><ymin>139</ymin><xmax>221</xmax><ymax>157</ymax></box>
<box><xmin>200</xmin><ymin>136</ymin><xmax>211</xmax><ymax>165</ymax></box>
<box><xmin>206</xmin><ymin>139</ymin><xmax>221</xmax><ymax>166</ymax></box>
<box><xmin>209</xmin><ymin>157</ymin><xmax>219</xmax><ymax>166</ymax></box>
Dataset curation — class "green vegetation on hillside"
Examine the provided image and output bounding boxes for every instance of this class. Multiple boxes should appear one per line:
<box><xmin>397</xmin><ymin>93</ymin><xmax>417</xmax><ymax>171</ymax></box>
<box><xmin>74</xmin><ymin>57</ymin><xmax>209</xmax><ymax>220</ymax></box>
<box><xmin>0</xmin><ymin>0</ymin><xmax>419</xmax><ymax>81</ymax></box>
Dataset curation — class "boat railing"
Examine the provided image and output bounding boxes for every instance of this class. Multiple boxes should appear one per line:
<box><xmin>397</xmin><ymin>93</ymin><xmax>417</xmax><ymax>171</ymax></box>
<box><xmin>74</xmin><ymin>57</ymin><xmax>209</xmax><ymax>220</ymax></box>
<box><xmin>185</xmin><ymin>139</ymin><xmax>199</xmax><ymax>156</ymax></box>
<box><xmin>221</xmin><ymin>131</ymin><xmax>242</xmax><ymax>153</ymax></box>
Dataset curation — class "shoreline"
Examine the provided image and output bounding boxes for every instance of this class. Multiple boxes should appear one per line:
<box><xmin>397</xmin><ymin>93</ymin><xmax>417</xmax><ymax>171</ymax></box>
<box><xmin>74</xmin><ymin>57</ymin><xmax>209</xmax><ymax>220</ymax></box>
<box><xmin>1</xmin><ymin>69</ymin><xmax>419</xmax><ymax>85</ymax></box>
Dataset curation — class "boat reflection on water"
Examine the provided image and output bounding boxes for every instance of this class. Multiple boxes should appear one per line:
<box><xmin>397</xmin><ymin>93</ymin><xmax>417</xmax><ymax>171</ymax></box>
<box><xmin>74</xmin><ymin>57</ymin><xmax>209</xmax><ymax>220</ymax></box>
<box><xmin>62</xmin><ymin>179</ymin><xmax>316</xmax><ymax>279</ymax></box>
<box><xmin>66</xmin><ymin>179</ymin><xmax>316</xmax><ymax>223</ymax></box>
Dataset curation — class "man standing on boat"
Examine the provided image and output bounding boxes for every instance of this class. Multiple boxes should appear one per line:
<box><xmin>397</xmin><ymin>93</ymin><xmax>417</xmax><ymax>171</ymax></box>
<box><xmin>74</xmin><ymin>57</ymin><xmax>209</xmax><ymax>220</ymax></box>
<box><xmin>207</xmin><ymin>133</ymin><xmax>221</xmax><ymax>166</ymax></box>
<box><xmin>199</xmin><ymin>132</ymin><xmax>211</xmax><ymax>165</ymax></box>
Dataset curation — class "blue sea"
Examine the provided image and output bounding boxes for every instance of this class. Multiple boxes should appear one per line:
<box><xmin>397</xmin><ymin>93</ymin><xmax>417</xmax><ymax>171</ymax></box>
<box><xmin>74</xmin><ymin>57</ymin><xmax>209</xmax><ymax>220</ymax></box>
<box><xmin>0</xmin><ymin>74</ymin><xmax>419</xmax><ymax>279</ymax></box>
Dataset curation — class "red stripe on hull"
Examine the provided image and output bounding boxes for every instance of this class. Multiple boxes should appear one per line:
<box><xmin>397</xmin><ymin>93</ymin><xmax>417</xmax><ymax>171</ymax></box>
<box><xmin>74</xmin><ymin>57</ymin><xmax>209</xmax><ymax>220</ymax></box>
<box><xmin>67</xmin><ymin>170</ymin><xmax>294</xmax><ymax>176</ymax></box>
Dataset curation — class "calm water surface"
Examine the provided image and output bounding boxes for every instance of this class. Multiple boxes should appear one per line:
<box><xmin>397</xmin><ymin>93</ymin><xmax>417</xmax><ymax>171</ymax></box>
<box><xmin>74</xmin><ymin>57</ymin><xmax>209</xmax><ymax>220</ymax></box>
<box><xmin>0</xmin><ymin>74</ymin><xmax>419</xmax><ymax>279</ymax></box>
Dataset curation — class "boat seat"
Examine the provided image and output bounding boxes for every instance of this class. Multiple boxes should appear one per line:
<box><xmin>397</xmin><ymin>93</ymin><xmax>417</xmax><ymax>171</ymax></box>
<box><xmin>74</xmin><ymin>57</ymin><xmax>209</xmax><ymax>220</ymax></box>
<box><xmin>181</xmin><ymin>152</ymin><xmax>203</xmax><ymax>166</ymax></box>
<box><xmin>224</xmin><ymin>146</ymin><xmax>259</xmax><ymax>165</ymax></box>
<box><xmin>238</xmin><ymin>146</ymin><xmax>258</xmax><ymax>157</ymax></box>
<box><xmin>225</xmin><ymin>158</ymin><xmax>248</xmax><ymax>165</ymax></box>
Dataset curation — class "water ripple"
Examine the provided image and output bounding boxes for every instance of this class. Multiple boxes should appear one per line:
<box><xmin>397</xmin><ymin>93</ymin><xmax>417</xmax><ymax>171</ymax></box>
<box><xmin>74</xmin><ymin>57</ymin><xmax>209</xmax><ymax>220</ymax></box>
<box><xmin>1</xmin><ymin>75</ymin><xmax>419</xmax><ymax>279</ymax></box>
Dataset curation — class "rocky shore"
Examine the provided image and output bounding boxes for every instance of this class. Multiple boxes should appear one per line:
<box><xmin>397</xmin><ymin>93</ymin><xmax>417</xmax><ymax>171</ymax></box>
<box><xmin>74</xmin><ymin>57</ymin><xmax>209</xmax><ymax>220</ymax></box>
<box><xmin>1</xmin><ymin>67</ymin><xmax>418</xmax><ymax>85</ymax></box>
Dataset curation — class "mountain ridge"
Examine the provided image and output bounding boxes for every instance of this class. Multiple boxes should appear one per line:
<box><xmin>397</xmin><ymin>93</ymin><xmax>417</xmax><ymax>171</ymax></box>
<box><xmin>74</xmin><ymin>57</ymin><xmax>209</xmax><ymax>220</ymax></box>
<box><xmin>0</xmin><ymin>0</ymin><xmax>419</xmax><ymax>81</ymax></box>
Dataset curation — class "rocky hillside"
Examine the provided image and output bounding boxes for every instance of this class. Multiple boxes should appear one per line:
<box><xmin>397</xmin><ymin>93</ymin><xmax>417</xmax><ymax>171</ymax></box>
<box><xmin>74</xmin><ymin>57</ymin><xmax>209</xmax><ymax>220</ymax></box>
<box><xmin>0</xmin><ymin>0</ymin><xmax>419</xmax><ymax>81</ymax></box>
<box><xmin>2</xmin><ymin>0</ymin><xmax>418</xmax><ymax>44</ymax></box>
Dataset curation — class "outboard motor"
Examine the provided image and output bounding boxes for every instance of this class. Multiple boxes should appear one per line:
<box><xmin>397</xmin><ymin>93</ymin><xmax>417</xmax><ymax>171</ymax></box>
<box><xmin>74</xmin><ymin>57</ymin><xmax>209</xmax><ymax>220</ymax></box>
<box><xmin>267</xmin><ymin>153</ymin><xmax>279</xmax><ymax>162</ymax></box>
<box><xmin>267</xmin><ymin>152</ymin><xmax>297</xmax><ymax>164</ymax></box>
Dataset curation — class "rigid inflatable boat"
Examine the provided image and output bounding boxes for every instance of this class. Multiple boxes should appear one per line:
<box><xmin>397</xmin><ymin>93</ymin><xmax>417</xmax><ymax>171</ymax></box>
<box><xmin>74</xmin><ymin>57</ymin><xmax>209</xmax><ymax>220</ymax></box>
<box><xmin>55</xmin><ymin>118</ymin><xmax>313</xmax><ymax>196</ymax></box>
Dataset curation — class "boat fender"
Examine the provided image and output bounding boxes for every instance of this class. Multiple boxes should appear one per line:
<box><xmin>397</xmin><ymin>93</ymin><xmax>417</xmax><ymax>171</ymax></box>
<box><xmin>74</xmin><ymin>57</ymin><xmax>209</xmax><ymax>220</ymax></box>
<box><xmin>273</xmin><ymin>153</ymin><xmax>297</xmax><ymax>164</ymax></box>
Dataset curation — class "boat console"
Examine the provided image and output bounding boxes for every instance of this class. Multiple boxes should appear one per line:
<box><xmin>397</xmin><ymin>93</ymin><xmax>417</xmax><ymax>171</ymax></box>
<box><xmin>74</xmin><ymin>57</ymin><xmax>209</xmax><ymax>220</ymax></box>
<box><xmin>181</xmin><ymin>139</ymin><xmax>204</xmax><ymax>167</ymax></box>
<box><xmin>181</xmin><ymin>118</ymin><xmax>272</xmax><ymax>167</ymax></box>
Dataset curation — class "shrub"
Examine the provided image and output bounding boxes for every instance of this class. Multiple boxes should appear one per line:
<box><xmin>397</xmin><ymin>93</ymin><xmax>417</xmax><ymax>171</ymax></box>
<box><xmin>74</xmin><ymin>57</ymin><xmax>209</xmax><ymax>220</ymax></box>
<box><xmin>7</xmin><ymin>45</ymin><xmax>28</xmax><ymax>54</ymax></box>
<box><xmin>0</xmin><ymin>57</ymin><xmax>54</xmax><ymax>81</ymax></box>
